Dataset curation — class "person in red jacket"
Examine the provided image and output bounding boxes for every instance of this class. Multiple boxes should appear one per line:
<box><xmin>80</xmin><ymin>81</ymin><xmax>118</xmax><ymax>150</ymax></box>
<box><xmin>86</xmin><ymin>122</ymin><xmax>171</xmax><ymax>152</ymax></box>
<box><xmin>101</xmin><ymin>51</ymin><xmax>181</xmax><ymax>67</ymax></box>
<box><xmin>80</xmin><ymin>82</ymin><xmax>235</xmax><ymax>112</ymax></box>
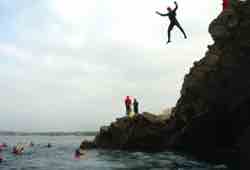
<box><xmin>125</xmin><ymin>96</ymin><xmax>132</xmax><ymax>116</ymax></box>
<box><xmin>223</xmin><ymin>0</ymin><xmax>242</xmax><ymax>10</ymax></box>
<box><xmin>223</xmin><ymin>0</ymin><xmax>229</xmax><ymax>10</ymax></box>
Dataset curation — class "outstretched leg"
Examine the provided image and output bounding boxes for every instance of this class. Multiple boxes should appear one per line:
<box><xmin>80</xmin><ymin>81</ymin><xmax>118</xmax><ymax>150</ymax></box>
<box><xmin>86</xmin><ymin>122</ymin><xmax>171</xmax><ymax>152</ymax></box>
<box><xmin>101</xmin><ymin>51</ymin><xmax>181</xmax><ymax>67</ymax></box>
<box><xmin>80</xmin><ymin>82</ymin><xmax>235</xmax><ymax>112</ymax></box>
<box><xmin>175</xmin><ymin>21</ymin><xmax>187</xmax><ymax>39</ymax></box>
<box><xmin>167</xmin><ymin>22</ymin><xmax>174</xmax><ymax>43</ymax></box>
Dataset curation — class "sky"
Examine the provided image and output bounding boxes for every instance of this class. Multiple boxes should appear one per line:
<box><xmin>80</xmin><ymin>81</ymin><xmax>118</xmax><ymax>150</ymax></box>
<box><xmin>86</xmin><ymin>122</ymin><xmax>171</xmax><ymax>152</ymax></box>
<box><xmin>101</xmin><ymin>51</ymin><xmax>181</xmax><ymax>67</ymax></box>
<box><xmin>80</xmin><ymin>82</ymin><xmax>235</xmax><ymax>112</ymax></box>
<box><xmin>0</xmin><ymin>0</ymin><xmax>221</xmax><ymax>132</ymax></box>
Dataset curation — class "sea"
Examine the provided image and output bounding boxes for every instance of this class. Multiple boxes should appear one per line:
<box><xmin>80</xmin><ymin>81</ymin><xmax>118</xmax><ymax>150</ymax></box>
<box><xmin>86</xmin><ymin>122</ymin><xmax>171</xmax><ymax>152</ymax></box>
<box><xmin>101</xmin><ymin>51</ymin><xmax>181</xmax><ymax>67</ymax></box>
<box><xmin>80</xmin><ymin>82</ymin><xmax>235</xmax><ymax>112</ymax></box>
<box><xmin>0</xmin><ymin>135</ymin><xmax>228</xmax><ymax>170</ymax></box>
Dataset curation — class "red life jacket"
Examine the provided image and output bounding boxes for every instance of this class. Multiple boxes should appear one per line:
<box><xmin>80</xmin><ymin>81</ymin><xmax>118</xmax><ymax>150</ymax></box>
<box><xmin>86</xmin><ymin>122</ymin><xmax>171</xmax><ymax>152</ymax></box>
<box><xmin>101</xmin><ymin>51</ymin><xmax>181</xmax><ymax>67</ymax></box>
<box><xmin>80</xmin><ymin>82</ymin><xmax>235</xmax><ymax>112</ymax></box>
<box><xmin>125</xmin><ymin>97</ymin><xmax>131</xmax><ymax>106</ymax></box>
<box><xmin>223</xmin><ymin>0</ymin><xmax>229</xmax><ymax>10</ymax></box>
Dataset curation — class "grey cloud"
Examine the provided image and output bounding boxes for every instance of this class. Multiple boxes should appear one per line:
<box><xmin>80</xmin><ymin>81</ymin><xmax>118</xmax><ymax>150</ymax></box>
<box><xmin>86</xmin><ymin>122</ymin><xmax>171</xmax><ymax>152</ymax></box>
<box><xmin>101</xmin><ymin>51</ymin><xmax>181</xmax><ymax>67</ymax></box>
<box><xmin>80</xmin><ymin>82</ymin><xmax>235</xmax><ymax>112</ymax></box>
<box><xmin>0</xmin><ymin>0</ymin><xmax>219</xmax><ymax>131</ymax></box>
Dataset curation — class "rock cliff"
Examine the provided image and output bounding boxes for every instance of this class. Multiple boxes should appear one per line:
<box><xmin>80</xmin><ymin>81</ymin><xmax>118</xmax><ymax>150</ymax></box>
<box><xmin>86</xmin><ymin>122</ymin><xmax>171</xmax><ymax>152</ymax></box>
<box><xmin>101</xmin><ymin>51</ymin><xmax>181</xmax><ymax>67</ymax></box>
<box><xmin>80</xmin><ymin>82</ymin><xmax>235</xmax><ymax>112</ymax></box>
<box><xmin>172</xmin><ymin>0</ymin><xmax>250</xmax><ymax>159</ymax></box>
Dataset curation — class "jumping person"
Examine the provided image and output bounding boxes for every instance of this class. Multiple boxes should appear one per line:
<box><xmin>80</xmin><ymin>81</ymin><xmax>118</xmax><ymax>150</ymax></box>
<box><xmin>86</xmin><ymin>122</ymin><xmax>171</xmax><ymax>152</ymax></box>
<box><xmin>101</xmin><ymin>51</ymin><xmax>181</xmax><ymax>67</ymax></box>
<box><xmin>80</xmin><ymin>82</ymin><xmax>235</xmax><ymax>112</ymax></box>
<box><xmin>125</xmin><ymin>96</ymin><xmax>132</xmax><ymax>116</ymax></box>
<box><xmin>156</xmin><ymin>1</ymin><xmax>187</xmax><ymax>44</ymax></box>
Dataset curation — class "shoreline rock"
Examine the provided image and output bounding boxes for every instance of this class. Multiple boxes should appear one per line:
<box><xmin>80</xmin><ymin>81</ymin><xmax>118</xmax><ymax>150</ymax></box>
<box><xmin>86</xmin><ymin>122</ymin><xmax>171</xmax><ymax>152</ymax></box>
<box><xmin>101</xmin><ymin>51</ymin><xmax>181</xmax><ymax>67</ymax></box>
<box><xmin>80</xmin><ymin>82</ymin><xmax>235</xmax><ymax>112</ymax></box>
<box><xmin>81</xmin><ymin>112</ymin><xmax>172</xmax><ymax>151</ymax></box>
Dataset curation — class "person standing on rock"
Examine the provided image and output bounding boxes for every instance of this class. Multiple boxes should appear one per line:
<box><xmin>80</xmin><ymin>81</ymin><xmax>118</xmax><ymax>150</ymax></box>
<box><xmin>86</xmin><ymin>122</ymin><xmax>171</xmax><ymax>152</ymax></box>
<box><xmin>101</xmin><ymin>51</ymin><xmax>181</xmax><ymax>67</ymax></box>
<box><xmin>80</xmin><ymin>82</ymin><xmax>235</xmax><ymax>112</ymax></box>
<box><xmin>222</xmin><ymin>0</ymin><xmax>245</xmax><ymax>10</ymax></box>
<box><xmin>230</xmin><ymin>0</ymin><xmax>245</xmax><ymax>8</ymax></box>
<box><xmin>133</xmin><ymin>98</ymin><xmax>139</xmax><ymax>114</ymax></box>
<box><xmin>125</xmin><ymin>96</ymin><xmax>132</xmax><ymax>116</ymax></box>
<box><xmin>222</xmin><ymin>0</ymin><xmax>230</xmax><ymax>10</ymax></box>
<box><xmin>156</xmin><ymin>1</ymin><xmax>187</xmax><ymax>44</ymax></box>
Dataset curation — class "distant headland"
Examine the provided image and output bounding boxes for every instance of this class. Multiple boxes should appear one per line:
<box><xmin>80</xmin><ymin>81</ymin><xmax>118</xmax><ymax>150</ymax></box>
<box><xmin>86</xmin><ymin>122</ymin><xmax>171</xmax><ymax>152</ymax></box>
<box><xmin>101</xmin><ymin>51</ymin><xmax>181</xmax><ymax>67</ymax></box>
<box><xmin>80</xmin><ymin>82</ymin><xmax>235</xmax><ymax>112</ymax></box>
<box><xmin>0</xmin><ymin>131</ymin><xmax>97</xmax><ymax>136</ymax></box>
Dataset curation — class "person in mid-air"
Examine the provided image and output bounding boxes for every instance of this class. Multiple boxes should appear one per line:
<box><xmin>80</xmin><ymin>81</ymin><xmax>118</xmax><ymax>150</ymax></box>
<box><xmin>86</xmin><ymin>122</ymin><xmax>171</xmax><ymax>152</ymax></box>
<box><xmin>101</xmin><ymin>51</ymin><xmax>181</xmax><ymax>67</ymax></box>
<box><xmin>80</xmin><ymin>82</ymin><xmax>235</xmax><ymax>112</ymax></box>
<box><xmin>156</xmin><ymin>1</ymin><xmax>187</xmax><ymax>44</ymax></box>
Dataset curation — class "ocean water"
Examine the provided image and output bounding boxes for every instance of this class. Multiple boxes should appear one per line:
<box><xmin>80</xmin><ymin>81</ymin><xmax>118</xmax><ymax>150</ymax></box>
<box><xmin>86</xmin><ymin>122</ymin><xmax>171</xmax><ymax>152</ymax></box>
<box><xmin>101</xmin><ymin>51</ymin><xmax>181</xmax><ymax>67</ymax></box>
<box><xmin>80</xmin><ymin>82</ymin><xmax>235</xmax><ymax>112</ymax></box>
<box><xmin>0</xmin><ymin>135</ymin><xmax>228</xmax><ymax>170</ymax></box>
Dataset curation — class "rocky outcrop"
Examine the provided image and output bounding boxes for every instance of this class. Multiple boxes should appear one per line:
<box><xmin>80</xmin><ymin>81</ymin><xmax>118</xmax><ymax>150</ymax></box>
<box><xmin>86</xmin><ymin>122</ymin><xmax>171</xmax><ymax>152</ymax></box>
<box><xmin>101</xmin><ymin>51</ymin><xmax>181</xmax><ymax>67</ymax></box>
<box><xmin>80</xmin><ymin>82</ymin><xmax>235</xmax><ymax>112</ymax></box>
<box><xmin>81</xmin><ymin>112</ymin><xmax>171</xmax><ymax>151</ymax></box>
<box><xmin>81</xmin><ymin>0</ymin><xmax>250</xmax><ymax>168</ymax></box>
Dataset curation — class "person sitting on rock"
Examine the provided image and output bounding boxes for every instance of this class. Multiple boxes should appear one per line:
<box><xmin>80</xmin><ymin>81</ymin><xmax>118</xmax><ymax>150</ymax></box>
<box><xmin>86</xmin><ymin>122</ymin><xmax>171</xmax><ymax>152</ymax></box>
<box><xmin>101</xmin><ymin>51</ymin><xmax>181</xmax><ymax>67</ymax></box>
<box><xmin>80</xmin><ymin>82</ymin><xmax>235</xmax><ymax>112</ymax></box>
<box><xmin>133</xmin><ymin>98</ymin><xmax>139</xmax><ymax>114</ymax></box>
<box><xmin>125</xmin><ymin>96</ymin><xmax>132</xmax><ymax>116</ymax></box>
<box><xmin>156</xmin><ymin>1</ymin><xmax>187</xmax><ymax>44</ymax></box>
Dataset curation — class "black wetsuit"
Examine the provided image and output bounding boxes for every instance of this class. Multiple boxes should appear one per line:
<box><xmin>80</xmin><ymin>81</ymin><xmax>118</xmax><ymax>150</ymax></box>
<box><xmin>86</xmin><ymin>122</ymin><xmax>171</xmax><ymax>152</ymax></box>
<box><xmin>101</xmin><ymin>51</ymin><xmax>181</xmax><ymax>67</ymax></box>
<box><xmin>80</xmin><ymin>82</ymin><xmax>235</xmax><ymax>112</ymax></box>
<box><xmin>156</xmin><ymin>2</ymin><xmax>187</xmax><ymax>43</ymax></box>
<box><xmin>133</xmin><ymin>100</ymin><xmax>139</xmax><ymax>114</ymax></box>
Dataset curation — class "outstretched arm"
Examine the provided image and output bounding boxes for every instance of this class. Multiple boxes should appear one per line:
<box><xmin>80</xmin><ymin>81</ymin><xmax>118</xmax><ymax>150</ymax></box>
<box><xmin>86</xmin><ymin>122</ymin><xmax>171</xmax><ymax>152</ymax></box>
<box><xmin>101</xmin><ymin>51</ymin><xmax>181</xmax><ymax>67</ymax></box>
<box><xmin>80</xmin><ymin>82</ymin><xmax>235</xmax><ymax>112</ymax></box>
<box><xmin>173</xmin><ymin>1</ymin><xmax>178</xmax><ymax>12</ymax></box>
<box><xmin>155</xmin><ymin>11</ymin><xmax>169</xmax><ymax>16</ymax></box>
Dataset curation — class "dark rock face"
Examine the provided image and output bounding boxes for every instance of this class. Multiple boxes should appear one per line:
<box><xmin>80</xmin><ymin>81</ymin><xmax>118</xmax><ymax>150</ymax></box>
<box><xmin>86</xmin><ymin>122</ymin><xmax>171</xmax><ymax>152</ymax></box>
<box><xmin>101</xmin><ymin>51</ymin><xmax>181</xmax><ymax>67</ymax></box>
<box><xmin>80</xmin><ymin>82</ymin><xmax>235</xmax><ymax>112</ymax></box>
<box><xmin>170</xmin><ymin>0</ymin><xmax>250</xmax><ymax>166</ymax></box>
<box><xmin>93</xmin><ymin>113</ymin><xmax>170</xmax><ymax>151</ymax></box>
<box><xmin>80</xmin><ymin>140</ymin><xmax>96</xmax><ymax>149</ymax></box>
<box><xmin>81</xmin><ymin>0</ymin><xmax>250</xmax><ymax>168</ymax></box>
<box><xmin>238</xmin><ymin>127</ymin><xmax>250</xmax><ymax>169</ymax></box>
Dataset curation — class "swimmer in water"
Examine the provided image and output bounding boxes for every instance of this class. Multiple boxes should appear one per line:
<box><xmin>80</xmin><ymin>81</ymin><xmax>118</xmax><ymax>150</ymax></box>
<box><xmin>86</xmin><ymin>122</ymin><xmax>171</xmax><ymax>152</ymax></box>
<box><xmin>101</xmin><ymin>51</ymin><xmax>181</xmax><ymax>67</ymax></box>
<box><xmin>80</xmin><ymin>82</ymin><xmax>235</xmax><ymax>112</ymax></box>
<box><xmin>74</xmin><ymin>148</ymin><xmax>86</xmax><ymax>158</ymax></box>
<box><xmin>0</xmin><ymin>143</ymin><xmax>7</xmax><ymax>151</ymax></box>
<box><xmin>12</xmin><ymin>144</ymin><xmax>24</xmax><ymax>155</ymax></box>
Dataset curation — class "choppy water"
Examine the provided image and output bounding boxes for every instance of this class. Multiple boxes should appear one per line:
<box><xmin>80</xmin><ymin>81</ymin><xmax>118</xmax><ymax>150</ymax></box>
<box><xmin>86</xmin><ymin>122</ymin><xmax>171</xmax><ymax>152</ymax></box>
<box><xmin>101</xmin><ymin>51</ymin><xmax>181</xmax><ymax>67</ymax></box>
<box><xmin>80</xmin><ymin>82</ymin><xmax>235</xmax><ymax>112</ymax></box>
<box><xmin>0</xmin><ymin>136</ymin><xmax>228</xmax><ymax>170</ymax></box>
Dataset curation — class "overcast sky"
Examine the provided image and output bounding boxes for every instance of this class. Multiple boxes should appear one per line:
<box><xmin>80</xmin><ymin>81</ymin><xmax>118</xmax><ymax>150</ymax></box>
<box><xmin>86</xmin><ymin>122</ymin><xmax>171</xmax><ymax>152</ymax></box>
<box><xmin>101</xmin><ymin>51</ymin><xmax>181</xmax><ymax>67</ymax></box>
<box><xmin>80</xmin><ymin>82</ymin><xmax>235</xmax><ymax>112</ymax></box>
<box><xmin>0</xmin><ymin>0</ymin><xmax>221</xmax><ymax>132</ymax></box>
